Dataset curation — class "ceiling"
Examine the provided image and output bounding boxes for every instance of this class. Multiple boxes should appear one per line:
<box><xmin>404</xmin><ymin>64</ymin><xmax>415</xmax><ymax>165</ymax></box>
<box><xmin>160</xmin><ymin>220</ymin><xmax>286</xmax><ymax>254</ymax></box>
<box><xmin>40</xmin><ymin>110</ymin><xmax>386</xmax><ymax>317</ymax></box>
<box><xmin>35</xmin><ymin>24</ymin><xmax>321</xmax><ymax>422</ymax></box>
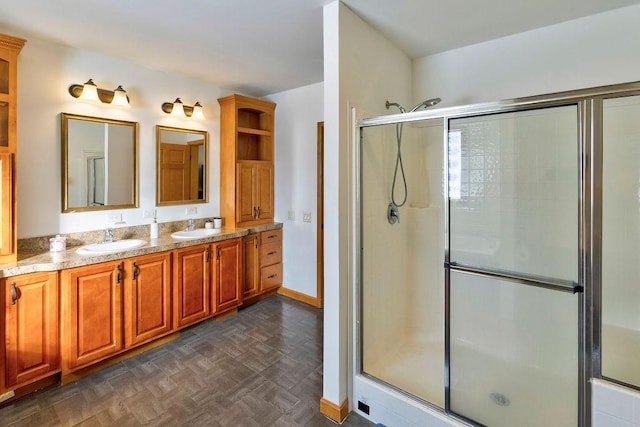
<box><xmin>1</xmin><ymin>0</ymin><xmax>639</xmax><ymax>96</ymax></box>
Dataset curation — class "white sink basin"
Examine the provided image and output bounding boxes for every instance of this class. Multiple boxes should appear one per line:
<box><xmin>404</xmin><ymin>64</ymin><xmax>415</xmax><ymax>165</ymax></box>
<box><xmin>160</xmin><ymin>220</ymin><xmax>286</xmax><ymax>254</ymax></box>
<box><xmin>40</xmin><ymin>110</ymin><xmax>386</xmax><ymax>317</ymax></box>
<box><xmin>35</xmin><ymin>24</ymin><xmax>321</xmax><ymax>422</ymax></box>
<box><xmin>76</xmin><ymin>239</ymin><xmax>147</xmax><ymax>256</ymax></box>
<box><xmin>171</xmin><ymin>228</ymin><xmax>221</xmax><ymax>240</ymax></box>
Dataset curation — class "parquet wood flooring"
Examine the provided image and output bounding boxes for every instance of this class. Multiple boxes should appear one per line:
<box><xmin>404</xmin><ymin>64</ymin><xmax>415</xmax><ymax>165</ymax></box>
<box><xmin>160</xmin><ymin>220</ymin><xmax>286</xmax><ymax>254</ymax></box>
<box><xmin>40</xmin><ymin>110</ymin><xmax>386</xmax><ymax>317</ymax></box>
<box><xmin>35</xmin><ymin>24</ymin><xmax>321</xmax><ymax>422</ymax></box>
<box><xmin>0</xmin><ymin>296</ymin><xmax>371</xmax><ymax>426</ymax></box>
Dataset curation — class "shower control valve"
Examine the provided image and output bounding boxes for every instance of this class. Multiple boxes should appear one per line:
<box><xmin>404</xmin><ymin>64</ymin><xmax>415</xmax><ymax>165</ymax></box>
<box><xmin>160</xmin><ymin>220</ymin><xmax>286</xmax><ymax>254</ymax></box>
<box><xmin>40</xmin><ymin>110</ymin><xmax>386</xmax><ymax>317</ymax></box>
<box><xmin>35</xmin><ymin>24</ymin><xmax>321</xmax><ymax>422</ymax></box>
<box><xmin>387</xmin><ymin>203</ymin><xmax>400</xmax><ymax>225</ymax></box>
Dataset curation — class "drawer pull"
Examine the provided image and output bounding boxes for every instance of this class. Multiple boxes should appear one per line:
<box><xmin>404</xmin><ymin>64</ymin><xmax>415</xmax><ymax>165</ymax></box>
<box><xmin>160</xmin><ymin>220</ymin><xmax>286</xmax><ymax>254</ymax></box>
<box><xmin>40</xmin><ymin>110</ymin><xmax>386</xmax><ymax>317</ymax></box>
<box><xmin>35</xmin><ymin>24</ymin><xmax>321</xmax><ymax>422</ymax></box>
<box><xmin>10</xmin><ymin>282</ymin><xmax>17</xmax><ymax>305</ymax></box>
<box><xmin>267</xmin><ymin>251</ymin><xmax>277</xmax><ymax>256</ymax></box>
<box><xmin>267</xmin><ymin>274</ymin><xmax>278</xmax><ymax>279</ymax></box>
<box><xmin>267</xmin><ymin>234</ymin><xmax>277</xmax><ymax>239</ymax></box>
<box><xmin>133</xmin><ymin>262</ymin><xmax>139</xmax><ymax>280</ymax></box>
<box><xmin>116</xmin><ymin>264</ymin><xmax>123</xmax><ymax>284</ymax></box>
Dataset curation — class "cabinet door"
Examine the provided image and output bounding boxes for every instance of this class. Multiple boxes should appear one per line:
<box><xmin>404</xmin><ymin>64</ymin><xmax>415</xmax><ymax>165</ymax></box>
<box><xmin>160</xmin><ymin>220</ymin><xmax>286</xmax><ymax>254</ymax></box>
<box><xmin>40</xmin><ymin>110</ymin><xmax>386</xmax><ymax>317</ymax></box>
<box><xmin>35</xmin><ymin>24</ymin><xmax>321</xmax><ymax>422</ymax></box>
<box><xmin>124</xmin><ymin>252</ymin><xmax>172</xmax><ymax>347</ymax></box>
<box><xmin>61</xmin><ymin>262</ymin><xmax>123</xmax><ymax>371</ymax></box>
<box><xmin>255</xmin><ymin>163</ymin><xmax>273</xmax><ymax>221</ymax></box>
<box><xmin>0</xmin><ymin>153</ymin><xmax>15</xmax><ymax>263</ymax></box>
<box><xmin>243</xmin><ymin>233</ymin><xmax>260</xmax><ymax>298</ymax></box>
<box><xmin>173</xmin><ymin>244</ymin><xmax>210</xmax><ymax>329</ymax></box>
<box><xmin>212</xmin><ymin>238</ymin><xmax>242</xmax><ymax>314</ymax></box>
<box><xmin>236</xmin><ymin>162</ymin><xmax>256</xmax><ymax>224</ymax></box>
<box><xmin>4</xmin><ymin>272</ymin><xmax>59</xmax><ymax>388</ymax></box>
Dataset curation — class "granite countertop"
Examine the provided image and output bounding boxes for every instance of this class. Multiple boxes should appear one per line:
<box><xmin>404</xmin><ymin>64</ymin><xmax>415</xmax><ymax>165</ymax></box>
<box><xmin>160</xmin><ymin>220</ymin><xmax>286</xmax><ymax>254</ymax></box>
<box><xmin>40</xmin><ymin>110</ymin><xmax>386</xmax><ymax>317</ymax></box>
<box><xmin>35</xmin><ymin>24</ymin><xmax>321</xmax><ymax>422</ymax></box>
<box><xmin>0</xmin><ymin>222</ymin><xmax>282</xmax><ymax>278</ymax></box>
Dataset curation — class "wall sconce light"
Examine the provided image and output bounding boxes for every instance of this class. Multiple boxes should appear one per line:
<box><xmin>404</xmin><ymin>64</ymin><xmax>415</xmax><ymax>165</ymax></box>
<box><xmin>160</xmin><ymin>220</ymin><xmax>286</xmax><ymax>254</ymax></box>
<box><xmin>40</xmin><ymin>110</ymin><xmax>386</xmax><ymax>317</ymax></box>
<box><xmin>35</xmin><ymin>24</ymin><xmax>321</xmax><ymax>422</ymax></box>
<box><xmin>68</xmin><ymin>79</ymin><xmax>130</xmax><ymax>106</ymax></box>
<box><xmin>162</xmin><ymin>98</ymin><xmax>205</xmax><ymax>119</ymax></box>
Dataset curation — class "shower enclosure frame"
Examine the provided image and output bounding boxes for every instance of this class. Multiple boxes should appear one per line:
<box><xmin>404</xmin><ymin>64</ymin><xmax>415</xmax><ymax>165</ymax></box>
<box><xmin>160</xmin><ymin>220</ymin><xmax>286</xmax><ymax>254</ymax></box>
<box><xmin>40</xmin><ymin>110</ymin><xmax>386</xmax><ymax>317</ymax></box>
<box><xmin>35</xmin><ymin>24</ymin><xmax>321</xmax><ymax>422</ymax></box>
<box><xmin>354</xmin><ymin>80</ymin><xmax>640</xmax><ymax>427</ymax></box>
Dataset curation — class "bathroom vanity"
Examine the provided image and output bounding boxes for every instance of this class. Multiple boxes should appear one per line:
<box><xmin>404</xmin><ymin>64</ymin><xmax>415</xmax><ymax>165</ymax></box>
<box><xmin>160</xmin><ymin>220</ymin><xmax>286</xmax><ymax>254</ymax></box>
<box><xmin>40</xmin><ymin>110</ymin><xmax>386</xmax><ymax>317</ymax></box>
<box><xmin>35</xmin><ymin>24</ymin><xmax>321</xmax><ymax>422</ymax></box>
<box><xmin>0</xmin><ymin>222</ymin><xmax>282</xmax><ymax>404</ymax></box>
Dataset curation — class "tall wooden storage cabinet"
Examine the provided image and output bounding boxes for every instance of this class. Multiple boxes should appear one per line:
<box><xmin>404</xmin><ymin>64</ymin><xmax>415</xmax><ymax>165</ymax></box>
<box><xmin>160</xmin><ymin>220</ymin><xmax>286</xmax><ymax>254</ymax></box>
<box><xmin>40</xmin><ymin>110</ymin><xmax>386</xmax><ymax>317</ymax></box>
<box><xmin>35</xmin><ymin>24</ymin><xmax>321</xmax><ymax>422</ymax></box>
<box><xmin>218</xmin><ymin>94</ymin><xmax>275</xmax><ymax>228</ymax></box>
<box><xmin>0</xmin><ymin>34</ymin><xmax>25</xmax><ymax>264</ymax></box>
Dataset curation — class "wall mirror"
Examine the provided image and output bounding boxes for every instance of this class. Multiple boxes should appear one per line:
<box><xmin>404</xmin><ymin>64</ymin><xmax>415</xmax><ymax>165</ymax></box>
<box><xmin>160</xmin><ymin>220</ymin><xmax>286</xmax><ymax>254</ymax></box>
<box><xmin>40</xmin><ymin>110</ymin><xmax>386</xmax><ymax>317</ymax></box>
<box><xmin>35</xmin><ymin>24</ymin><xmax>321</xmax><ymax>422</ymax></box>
<box><xmin>61</xmin><ymin>113</ymin><xmax>138</xmax><ymax>213</ymax></box>
<box><xmin>156</xmin><ymin>125</ymin><xmax>208</xmax><ymax>205</ymax></box>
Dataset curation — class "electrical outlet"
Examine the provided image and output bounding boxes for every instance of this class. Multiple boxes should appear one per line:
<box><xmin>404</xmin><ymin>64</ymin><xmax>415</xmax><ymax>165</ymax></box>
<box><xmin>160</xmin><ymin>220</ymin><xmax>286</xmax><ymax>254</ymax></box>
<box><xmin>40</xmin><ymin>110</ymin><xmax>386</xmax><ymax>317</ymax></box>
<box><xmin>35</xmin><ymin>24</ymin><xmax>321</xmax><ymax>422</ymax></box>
<box><xmin>107</xmin><ymin>213</ymin><xmax>121</xmax><ymax>223</ymax></box>
<box><xmin>143</xmin><ymin>210</ymin><xmax>155</xmax><ymax>219</ymax></box>
<box><xmin>288</xmin><ymin>210</ymin><xmax>296</xmax><ymax>221</ymax></box>
<box><xmin>303</xmin><ymin>211</ymin><xmax>312</xmax><ymax>223</ymax></box>
<box><xmin>186</xmin><ymin>207</ymin><xmax>197</xmax><ymax>215</ymax></box>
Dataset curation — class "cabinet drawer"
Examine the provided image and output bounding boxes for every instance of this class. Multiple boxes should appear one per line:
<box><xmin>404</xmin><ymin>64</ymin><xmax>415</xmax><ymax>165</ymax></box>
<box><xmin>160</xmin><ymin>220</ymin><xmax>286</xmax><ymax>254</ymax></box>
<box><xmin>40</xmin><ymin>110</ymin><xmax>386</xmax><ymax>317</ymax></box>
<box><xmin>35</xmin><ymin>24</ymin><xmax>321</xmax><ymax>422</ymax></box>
<box><xmin>261</xmin><ymin>263</ymin><xmax>282</xmax><ymax>290</ymax></box>
<box><xmin>260</xmin><ymin>228</ymin><xmax>282</xmax><ymax>244</ymax></box>
<box><xmin>260</xmin><ymin>241</ymin><xmax>282</xmax><ymax>266</ymax></box>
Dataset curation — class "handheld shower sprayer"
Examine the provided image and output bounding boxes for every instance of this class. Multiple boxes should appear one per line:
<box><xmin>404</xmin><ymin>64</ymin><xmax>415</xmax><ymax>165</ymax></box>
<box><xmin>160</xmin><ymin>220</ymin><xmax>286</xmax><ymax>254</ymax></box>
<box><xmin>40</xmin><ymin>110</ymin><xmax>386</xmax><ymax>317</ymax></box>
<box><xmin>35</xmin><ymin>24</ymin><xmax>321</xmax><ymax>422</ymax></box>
<box><xmin>384</xmin><ymin>96</ymin><xmax>441</xmax><ymax>225</ymax></box>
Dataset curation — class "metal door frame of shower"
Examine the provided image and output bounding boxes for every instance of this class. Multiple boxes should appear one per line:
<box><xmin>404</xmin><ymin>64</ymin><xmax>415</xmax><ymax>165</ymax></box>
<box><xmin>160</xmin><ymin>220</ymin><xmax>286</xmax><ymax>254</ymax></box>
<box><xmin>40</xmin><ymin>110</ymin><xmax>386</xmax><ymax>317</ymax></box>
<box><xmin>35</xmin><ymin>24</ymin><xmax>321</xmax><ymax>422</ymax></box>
<box><xmin>355</xmin><ymin>80</ymin><xmax>640</xmax><ymax>427</ymax></box>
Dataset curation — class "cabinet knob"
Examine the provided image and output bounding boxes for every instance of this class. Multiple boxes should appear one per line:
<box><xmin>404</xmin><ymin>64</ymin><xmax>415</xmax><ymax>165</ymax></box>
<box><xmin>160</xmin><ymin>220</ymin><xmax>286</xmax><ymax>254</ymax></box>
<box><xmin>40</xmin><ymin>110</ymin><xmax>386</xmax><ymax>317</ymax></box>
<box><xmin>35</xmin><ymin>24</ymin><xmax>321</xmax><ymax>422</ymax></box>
<box><xmin>10</xmin><ymin>282</ymin><xmax>17</xmax><ymax>305</ymax></box>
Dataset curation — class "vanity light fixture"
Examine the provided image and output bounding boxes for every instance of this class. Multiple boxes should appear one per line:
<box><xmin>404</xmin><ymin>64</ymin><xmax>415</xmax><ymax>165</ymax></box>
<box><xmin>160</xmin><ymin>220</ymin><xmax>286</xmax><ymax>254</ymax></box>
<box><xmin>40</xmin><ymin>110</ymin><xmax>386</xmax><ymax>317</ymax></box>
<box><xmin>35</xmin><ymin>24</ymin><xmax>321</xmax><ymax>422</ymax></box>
<box><xmin>161</xmin><ymin>98</ymin><xmax>205</xmax><ymax>118</ymax></box>
<box><xmin>68</xmin><ymin>79</ymin><xmax>130</xmax><ymax>106</ymax></box>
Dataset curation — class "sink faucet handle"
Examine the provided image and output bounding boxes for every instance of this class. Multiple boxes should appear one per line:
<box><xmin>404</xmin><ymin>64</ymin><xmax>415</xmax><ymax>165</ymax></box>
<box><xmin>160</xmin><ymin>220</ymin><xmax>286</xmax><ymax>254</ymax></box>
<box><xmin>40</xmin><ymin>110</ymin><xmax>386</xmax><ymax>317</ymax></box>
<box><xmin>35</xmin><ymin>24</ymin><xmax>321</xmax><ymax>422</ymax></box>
<box><xmin>186</xmin><ymin>218</ymin><xmax>195</xmax><ymax>231</ymax></box>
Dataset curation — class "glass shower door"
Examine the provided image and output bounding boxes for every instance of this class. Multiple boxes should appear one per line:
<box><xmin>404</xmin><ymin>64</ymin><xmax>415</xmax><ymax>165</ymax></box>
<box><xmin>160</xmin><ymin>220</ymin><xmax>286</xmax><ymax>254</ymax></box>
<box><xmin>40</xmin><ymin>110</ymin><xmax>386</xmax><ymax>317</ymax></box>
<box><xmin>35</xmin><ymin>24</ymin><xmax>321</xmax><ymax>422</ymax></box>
<box><xmin>447</xmin><ymin>106</ymin><xmax>580</xmax><ymax>426</ymax></box>
<box><xmin>360</xmin><ymin>119</ymin><xmax>445</xmax><ymax>407</ymax></box>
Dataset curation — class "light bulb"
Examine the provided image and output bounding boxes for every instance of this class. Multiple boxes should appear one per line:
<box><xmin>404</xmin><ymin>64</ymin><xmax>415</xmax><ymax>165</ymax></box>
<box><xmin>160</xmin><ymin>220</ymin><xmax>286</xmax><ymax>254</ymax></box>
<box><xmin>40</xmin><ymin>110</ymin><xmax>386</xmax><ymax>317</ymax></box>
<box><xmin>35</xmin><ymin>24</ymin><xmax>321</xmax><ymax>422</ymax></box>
<box><xmin>171</xmin><ymin>98</ymin><xmax>184</xmax><ymax>117</ymax></box>
<box><xmin>80</xmin><ymin>79</ymin><xmax>99</xmax><ymax>102</ymax></box>
<box><xmin>111</xmin><ymin>85</ymin><xmax>129</xmax><ymax>106</ymax></box>
<box><xmin>191</xmin><ymin>102</ymin><xmax>205</xmax><ymax>119</ymax></box>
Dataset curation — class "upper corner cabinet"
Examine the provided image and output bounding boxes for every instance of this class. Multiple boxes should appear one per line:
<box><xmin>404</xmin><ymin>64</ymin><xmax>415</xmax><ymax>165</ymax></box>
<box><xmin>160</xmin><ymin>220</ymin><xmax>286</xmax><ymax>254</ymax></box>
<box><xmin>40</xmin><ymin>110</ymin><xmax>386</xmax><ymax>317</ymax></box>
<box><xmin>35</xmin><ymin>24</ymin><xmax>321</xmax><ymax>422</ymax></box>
<box><xmin>0</xmin><ymin>33</ymin><xmax>25</xmax><ymax>264</ymax></box>
<box><xmin>218</xmin><ymin>94</ymin><xmax>276</xmax><ymax>228</ymax></box>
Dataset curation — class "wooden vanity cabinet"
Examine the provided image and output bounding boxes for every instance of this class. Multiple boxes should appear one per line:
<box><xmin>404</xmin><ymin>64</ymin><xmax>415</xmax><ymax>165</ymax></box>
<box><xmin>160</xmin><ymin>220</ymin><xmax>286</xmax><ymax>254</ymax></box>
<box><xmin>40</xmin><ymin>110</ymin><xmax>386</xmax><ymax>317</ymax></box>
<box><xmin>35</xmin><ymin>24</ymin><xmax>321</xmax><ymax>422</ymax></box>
<box><xmin>260</xmin><ymin>229</ymin><xmax>283</xmax><ymax>291</ymax></box>
<box><xmin>211</xmin><ymin>238</ymin><xmax>242</xmax><ymax>314</ymax></box>
<box><xmin>173</xmin><ymin>244</ymin><xmax>210</xmax><ymax>329</ymax></box>
<box><xmin>61</xmin><ymin>261</ymin><xmax>124</xmax><ymax>372</ymax></box>
<box><xmin>242</xmin><ymin>229</ymin><xmax>283</xmax><ymax>300</ymax></box>
<box><xmin>0</xmin><ymin>34</ymin><xmax>25</xmax><ymax>264</ymax></box>
<box><xmin>3</xmin><ymin>271</ymin><xmax>59</xmax><ymax>390</ymax></box>
<box><xmin>124</xmin><ymin>252</ymin><xmax>172</xmax><ymax>347</ymax></box>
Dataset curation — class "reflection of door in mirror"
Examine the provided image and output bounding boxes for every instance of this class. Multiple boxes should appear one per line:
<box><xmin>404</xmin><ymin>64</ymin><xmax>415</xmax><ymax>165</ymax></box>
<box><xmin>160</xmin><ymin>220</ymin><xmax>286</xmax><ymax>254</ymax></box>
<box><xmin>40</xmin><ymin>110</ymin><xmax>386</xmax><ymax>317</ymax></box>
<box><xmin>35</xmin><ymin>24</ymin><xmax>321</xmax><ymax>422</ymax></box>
<box><xmin>62</xmin><ymin>113</ymin><xmax>138</xmax><ymax>212</ymax></box>
<box><xmin>156</xmin><ymin>126</ymin><xmax>208</xmax><ymax>205</ymax></box>
<box><xmin>86</xmin><ymin>155</ymin><xmax>105</xmax><ymax>206</ymax></box>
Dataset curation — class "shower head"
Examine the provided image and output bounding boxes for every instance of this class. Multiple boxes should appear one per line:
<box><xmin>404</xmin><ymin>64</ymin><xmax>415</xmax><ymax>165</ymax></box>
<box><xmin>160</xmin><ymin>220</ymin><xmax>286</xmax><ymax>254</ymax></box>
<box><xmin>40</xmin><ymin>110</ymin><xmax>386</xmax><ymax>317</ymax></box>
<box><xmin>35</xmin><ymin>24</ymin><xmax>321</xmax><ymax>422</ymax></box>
<box><xmin>385</xmin><ymin>100</ymin><xmax>405</xmax><ymax>113</ymax></box>
<box><xmin>409</xmin><ymin>97</ymin><xmax>441</xmax><ymax>112</ymax></box>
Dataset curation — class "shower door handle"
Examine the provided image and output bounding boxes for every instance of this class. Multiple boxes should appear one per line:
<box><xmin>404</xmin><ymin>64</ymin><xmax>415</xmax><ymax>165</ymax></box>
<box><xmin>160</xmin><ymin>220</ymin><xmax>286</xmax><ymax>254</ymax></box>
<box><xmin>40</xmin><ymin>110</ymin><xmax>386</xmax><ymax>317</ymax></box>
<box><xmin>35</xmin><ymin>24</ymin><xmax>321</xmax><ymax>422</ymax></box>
<box><xmin>446</xmin><ymin>261</ymin><xmax>582</xmax><ymax>294</ymax></box>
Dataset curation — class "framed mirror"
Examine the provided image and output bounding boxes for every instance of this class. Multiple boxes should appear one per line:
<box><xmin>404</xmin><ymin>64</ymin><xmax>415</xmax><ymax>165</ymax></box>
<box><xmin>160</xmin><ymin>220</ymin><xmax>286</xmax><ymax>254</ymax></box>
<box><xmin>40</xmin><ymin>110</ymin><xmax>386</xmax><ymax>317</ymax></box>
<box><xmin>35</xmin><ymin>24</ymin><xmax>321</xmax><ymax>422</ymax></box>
<box><xmin>61</xmin><ymin>113</ymin><xmax>138</xmax><ymax>213</ymax></box>
<box><xmin>156</xmin><ymin>125</ymin><xmax>208</xmax><ymax>206</ymax></box>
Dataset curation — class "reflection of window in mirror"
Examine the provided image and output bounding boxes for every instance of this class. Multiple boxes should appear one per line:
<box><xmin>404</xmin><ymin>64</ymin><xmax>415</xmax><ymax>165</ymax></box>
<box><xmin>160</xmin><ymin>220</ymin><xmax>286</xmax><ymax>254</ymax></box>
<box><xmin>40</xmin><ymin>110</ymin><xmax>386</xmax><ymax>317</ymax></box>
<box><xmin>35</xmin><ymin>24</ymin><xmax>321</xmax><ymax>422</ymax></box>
<box><xmin>62</xmin><ymin>113</ymin><xmax>138</xmax><ymax>212</ymax></box>
<box><xmin>156</xmin><ymin>125</ymin><xmax>208</xmax><ymax>206</ymax></box>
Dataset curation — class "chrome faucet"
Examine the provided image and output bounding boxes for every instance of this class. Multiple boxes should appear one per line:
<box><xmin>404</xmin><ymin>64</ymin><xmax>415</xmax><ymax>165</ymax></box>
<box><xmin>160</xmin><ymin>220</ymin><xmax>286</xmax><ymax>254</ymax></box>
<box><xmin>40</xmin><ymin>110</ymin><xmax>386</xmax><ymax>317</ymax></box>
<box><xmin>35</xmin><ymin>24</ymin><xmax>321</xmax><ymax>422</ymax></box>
<box><xmin>103</xmin><ymin>227</ymin><xmax>114</xmax><ymax>243</ymax></box>
<box><xmin>185</xmin><ymin>219</ymin><xmax>195</xmax><ymax>231</ymax></box>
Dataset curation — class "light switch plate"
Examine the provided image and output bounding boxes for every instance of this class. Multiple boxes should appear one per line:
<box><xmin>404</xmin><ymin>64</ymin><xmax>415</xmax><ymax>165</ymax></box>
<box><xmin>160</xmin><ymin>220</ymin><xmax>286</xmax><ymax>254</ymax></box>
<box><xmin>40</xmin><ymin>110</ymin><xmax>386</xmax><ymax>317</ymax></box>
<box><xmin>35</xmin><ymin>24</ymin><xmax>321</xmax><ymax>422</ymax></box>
<box><xmin>303</xmin><ymin>211</ymin><xmax>312</xmax><ymax>223</ymax></box>
<box><xmin>186</xmin><ymin>207</ymin><xmax>197</xmax><ymax>215</ymax></box>
<box><xmin>288</xmin><ymin>210</ymin><xmax>296</xmax><ymax>221</ymax></box>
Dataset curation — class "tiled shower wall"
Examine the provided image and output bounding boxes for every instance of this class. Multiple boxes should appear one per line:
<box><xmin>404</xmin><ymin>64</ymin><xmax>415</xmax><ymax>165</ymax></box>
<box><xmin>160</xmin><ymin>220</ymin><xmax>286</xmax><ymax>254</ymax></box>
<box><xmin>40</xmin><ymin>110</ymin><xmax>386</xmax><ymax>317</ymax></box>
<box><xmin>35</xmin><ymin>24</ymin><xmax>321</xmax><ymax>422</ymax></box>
<box><xmin>592</xmin><ymin>379</ymin><xmax>640</xmax><ymax>427</ymax></box>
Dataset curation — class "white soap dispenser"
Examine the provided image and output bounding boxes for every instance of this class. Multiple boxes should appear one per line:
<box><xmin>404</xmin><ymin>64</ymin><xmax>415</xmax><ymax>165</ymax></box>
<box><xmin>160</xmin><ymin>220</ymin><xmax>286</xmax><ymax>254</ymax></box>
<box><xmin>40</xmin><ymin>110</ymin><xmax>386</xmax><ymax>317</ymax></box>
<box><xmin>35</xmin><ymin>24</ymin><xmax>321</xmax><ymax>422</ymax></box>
<box><xmin>150</xmin><ymin>210</ymin><xmax>159</xmax><ymax>239</ymax></box>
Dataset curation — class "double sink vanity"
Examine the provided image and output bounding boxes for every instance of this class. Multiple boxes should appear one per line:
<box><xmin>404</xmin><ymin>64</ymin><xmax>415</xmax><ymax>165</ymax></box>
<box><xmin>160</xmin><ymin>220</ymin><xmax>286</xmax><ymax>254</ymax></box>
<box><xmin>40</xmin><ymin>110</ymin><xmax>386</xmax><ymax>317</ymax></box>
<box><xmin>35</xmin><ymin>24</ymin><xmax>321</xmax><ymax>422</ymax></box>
<box><xmin>0</xmin><ymin>36</ymin><xmax>282</xmax><ymax>405</ymax></box>
<box><xmin>0</xmin><ymin>220</ymin><xmax>283</xmax><ymax>404</ymax></box>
